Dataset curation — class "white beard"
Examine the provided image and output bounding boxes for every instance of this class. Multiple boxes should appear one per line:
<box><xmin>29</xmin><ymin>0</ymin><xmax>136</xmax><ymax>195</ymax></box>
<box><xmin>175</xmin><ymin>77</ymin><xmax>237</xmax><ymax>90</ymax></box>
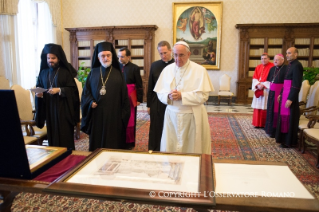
<box><xmin>100</xmin><ymin>61</ymin><xmax>112</xmax><ymax>68</ymax></box>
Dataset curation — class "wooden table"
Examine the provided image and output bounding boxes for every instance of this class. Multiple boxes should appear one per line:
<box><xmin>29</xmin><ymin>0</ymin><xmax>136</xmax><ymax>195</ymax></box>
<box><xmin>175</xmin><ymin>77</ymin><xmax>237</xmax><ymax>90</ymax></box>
<box><xmin>1</xmin><ymin>156</ymin><xmax>319</xmax><ymax>212</ymax></box>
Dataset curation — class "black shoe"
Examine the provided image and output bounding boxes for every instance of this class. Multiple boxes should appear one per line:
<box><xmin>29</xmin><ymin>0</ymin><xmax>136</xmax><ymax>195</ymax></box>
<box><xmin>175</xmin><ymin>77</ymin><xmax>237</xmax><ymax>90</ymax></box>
<box><xmin>280</xmin><ymin>144</ymin><xmax>289</xmax><ymax>148</ymax></box>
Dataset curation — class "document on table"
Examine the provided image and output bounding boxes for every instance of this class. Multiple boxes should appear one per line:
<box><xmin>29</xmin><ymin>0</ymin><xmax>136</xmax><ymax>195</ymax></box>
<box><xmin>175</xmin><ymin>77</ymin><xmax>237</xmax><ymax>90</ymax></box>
<box><xmin>30</xmin><ymin>87</ymin><xmax>48</xmax><ymax>93</ymax></box>
<box><xmin>214</xmin><ymin>163</ymin><xmax>314</xmax><ymax>199</ymax></box>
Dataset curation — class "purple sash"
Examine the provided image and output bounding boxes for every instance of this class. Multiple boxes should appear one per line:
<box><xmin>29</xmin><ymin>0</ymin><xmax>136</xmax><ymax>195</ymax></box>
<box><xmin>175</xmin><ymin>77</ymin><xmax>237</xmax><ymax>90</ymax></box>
<box><xmin>270</xmin><ymin>83</ymin><xmax>283</xmax><ymax>128</ymax></box>
<box><xmin>126</xmin><ymin>84</ymin><xmax>136</xmax><ymax>144</ymax></box>
<box><xmin>280</xmin><ymin>80</ymin><xmax>291</xmax><ymax>133</ymax></box>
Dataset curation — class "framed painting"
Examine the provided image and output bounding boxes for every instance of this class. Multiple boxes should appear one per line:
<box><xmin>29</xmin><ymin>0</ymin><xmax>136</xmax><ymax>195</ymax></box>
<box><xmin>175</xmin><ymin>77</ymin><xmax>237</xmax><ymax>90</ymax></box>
<box><xmin>26</xmin><ymin>145</ymin><xmax>68</xmax><ymax>172</ymax></box>
<box><xmin>46</xmin><ymin>149</ymin><xmax>215</xmax><ymax>208</ymax></box>
<box><xmin>173</xmin><ymin>2</ymin><xmax>223</xmax><ymax>70</ymax></box>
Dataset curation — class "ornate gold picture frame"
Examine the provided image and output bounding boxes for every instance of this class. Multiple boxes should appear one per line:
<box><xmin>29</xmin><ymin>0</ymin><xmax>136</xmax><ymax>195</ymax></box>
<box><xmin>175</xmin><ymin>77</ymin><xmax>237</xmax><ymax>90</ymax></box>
<box><xmin>173</xmin><ymin>2</ymin><xmax>223</xmax><ymax>70</ymax></box>
<box><xmin>46</xmin><ymin>148</ymin><xmax>215</xmax><ymax>208</ymax></box>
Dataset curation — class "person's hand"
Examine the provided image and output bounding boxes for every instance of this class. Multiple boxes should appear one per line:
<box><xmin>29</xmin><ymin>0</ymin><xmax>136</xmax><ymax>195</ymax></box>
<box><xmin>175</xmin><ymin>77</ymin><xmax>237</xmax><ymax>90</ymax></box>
<box><xmin>170</xmin><ymin>90</ymin><xmax>182</xmax><ymax>101</ymax></box>
<box><xmin>285</xmin><ymin>100</ymin><xmax>292</xmax><ymax>108</ymax></box>
<box><xmin>257</xmin><ymin>84</ymin><xmax>264</xmax><ymax>90</ymax></box>
<box><xmin>147</xmin><ymin>107</ymin><xmax>150</xmax><ymax>115</ymax></box>
<box><xmin>36</xmin><ymin>93</ymin><xmax>43</xmax><ymax>98</ymax></box>
<box><xmin>47</xmin><ymin>88</ymin><xmax>60</xmax><ymax>95</ymax></box>
<box><xmin>91</xmin><ymin>102</ymin><xmax>97</xmax><ymax>108</ymax></box>
<box><xmin>137</xmin><ymin>102</ymin><xmax>141</xmax><ymax>106</ymax></box>
<box><xmin>277</xmin><ymin>95</ymin><xmax>281</xmax><ymax>103</ymax></box>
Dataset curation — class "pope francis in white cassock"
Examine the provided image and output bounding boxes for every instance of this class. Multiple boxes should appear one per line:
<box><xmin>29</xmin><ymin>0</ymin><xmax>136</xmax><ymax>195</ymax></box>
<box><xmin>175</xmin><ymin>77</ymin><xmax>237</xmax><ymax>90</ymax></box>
<box><xmin>154</xmin><ymin>41</ymin><xmax>214</xmax><ymax>154</ymax></box>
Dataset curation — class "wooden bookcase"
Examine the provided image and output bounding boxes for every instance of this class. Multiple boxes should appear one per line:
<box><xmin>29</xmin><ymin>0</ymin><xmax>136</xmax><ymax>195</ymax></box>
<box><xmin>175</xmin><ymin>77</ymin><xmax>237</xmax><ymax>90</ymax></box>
<box><xmin>235</xmin><ymin>23</ymin><xmax>319</xmax><ymax>104</ymax></box>
<box><xmin>65</xmin><ymin>25</ymin><xmax>158</xmax><ymax>102</ymax></box>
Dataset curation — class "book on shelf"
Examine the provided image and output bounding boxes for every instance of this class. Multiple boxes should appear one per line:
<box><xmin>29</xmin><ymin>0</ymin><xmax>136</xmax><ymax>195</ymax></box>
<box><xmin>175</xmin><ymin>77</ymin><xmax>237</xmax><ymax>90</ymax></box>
<box><xmin>78</xmin><ymin>50</ymin><xmax>91</xmax><ymax>57</ymax></box>
<box><xmin>131</xmin><ymin>48</ymin><xmax>144</xmax><ymax>56</ymax></box>
<box><xmin>249</xmin><ymin>48</ymin><xmax>264</xmax><ymax>56</ymax></box>
<box><xmin>295</xmin><ymin>38</ymin><xmax>310</xmax><ymax>45</ymax></box>
<box><xmin>93</xmin><ymin>40</ymin><xmax>105</xmax><ymax>46</ymax></box>
<box><xmin>131</xmin><ymin>59</ymin><xmax>144</xmax><ymax>67</ymax></box>
<box><xmin>131</xmin><ymin>39</ymin><xmax>144</xmax><ymax>45</ymax></box>
<box><xmin>299</xmin><ymin>60</ymin><xmax>308</xmax><ymax>67</ymax></box>
<box><xmin>118</xmin><ymin>40</ymin><xmax>128</xmax><ymax>46</ymax></box>
<box><xmin>250</xmin><ymin>38</ymin><xmax>264</xmax><ymax>45</ymax></box>
<box><xmin>249</xmin><ymin>60</ymin><xmax>262</xmax><ymax>68</ymax></box>
<box><xmin>312</xmin><ymin>60</ymin><xmax>319</xmax><ymax>67</ymax></box>
<box><xmin>298</xmin><ymin>48</ymin><xmax>310</xmax><ymax>56</ymax></box>
<box><xmin>267</xmin><ymin>48</ymin><xmax>282</xmax><ymax>56</ymax></box>
<box><xmin>313</xmin><ymin>49</ymin><xmax>319</xmax><ymax>56</ymax></box>
<box><xmin>78</xmin><ymin>41</ymin><xmax>90</xmax><ymax>47</ymax></box>
<box><xmin>268</xmin><ymin>38</ymin><xmax>283</xmax><ymax>45</ymax></box>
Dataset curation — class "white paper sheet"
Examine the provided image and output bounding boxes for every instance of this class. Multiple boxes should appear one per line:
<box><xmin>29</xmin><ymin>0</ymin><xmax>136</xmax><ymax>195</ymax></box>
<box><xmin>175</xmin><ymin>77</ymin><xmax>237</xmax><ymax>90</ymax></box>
<box><xmin>66</xmin><ymin>152</ymin><xmax>200</xmax><ymax>192</ymax></box>
<box><xmin>30</xmin><ymin>87</ymin><xmax>47</xmax><ymax>93</ymax></box>
<box><xmin>214</xmin><ymin>163</ymin><xmax>314</xmax><ymax>199</ymax></box>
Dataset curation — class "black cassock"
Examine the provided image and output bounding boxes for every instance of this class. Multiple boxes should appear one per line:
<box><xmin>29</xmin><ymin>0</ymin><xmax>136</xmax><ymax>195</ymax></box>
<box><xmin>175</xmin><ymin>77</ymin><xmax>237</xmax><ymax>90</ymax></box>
<box><xmin>81</xmin><ymin>66</ymin><xmax>130</xmax><ymax>151</ymax></box>
<box><xmin>275</xmin><ymin>60</ymin><xmax>303</xmax><ymax>147</ymax></box>
<box><xmin>264</xmin><ymin>65</ymin><xmax>287</xmax><ymax>137</ymax></box>
<box><xmin>35</xmin><ymin>67</ymin><xmax>79</xmax><ymax>149</ymax></box>
<box><xmin>120</xmin><ymin>61</ymin><xmax>143</xmax><ymax>148</ymax></box>
<box><xmin>147</xmin><ymin>59</ymin><xmax>174</xmax><ymax>151</ymax></box>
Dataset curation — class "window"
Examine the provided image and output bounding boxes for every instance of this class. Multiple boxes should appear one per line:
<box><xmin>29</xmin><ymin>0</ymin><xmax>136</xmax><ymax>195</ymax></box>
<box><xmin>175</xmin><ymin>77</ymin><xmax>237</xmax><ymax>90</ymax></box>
<box><xmin>17</xmin><ymin>0</ymin><xmax>56</xmax><ymax>89</ymax></box>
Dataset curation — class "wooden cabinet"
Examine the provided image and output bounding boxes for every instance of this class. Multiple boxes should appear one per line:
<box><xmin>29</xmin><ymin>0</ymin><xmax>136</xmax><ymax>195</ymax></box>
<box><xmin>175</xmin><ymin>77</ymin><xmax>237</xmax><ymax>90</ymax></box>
<box><xmin>235</xmin><ymin>23</ymin><xmax>319</xmax><ymax>104</ymax></box>
<box><xmin>65</xmin><ymin>25</ymin><xmax>158</xmax><ymax>102</ymax></box>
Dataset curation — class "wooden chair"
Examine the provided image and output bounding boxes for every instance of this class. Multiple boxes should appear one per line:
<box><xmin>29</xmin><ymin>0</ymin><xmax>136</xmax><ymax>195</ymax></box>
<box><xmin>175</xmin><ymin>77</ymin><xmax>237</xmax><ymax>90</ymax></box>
<box><xmin>298</xmin><ymin>80</ymin><xmax>310</xmax><ymax>110</ymax></box>
<box><xmin>11</xmin><ymin>85</ymin><xmax>47</xmax><ymax>145</ymax></box>
<box><xmin>299</xmin><ymin>81</ymin><xmax>319</xmax><ymax>120</ymax></box>
<box><xmin>217</xmin><ymin>74</ymin><xmax>233</xmax><ymax>105</ymax></box>
<box><xmin>74</xmin><ymin>78</ymin><xmax>82</xmax><ymax>139</ymax></box>
<box><xmin>298</xmin><ymin>84</ymin><xmax>319</xmax><ymax>152</ymax></box>
<box><xmin>0</xmin><ymin>76</ymin><xmax>10</xmax><ymax>89</ymax></box>
<box><xmin>302</xmin><ymin>115</ymin><xmax>319</xmax><ymax>168</ymax></box>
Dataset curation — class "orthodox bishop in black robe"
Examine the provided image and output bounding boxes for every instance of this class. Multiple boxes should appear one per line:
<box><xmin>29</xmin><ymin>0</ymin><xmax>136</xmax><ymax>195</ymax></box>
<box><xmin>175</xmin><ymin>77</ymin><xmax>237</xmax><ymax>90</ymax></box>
<box><xmin>81</xmin><ymin>42</ymin><xmax>130</xmax><ymax>151</ymax></box>
<box><xmin>264</xmin><ymin>62</ymin><xmax>287</xmax><ymax>137</ymax></box>
<box><xmin>275</xmin><ymin>58</ymin><xmax>303</xmax><ymax>147</ymax></box>
<box><xmin>147</xmin><ymin>58</ymin><xmax>174</xmax><ymax>151</ymax></box>
<box><xmin>119</xmin><ymin>61</ymin><xmax>143</xmax><ymax>149</ymax></box>
<box><xmin>35</xmin><ymin>44</ymin><xmax>79</xmax><ymax>150</ymax></box>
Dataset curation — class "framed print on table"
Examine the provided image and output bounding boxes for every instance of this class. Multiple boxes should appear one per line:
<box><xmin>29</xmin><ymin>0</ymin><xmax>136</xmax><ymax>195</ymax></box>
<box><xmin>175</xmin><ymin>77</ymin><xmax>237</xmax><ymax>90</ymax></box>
<box><xmin>173</xmin><ymin>2</ymin><xmax>223</xmax><ymax>70</ymax></box>
<box><xmin>26</xmin><ymin>145</ymin><xmax>68</xmax><ymax>172</ymax></box>
<box><xmin>46</xmin><ymin>149</ymin><xmax>215</xmax><ymax>208</ymax></box>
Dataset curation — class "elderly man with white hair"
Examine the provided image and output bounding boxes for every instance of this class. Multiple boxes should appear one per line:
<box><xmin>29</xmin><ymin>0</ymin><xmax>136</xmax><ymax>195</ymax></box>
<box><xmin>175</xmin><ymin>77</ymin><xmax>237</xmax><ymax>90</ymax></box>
<box><xmin>154</xmin><ymin>41</ymin><xmax>214</xmax><ymax>154</ymax></box>
<box><xmin>264</xmin><ymin>54</ymin><xmax>287</xmax><ymax>138</ymax></box>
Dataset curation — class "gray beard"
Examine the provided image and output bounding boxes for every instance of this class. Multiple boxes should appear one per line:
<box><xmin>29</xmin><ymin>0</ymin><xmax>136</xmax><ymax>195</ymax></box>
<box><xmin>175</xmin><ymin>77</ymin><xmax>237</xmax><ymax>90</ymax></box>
<box><xmin>101</xmin><ymin>62</ymin><xmax>111</xmax><ymax>68</ymax></box>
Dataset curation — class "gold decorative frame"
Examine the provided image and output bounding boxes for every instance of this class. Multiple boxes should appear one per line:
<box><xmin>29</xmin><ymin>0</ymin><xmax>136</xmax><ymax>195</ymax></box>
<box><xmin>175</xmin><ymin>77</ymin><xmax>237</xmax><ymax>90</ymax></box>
<box><xmin>26</xmin><ymin>145</ymin><xmax>67</xmax><ymax>172</ymax></box>
<box><xmin>173</xmin><ymin>2</ymin><xmax>223</xmax><ymax>70</ymax></box>
<box><xmin>46</xmin><ymin>148</ymin><xmax>215</xmax><ymax>208</ymax></box>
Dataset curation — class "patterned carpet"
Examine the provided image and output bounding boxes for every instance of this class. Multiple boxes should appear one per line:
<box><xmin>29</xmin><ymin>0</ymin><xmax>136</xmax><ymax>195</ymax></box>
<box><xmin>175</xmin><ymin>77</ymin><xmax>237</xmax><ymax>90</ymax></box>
<box><xmin>11</xmin><ymin>112</ymin><xmax>319</xmax><ymax>211</ymax></box>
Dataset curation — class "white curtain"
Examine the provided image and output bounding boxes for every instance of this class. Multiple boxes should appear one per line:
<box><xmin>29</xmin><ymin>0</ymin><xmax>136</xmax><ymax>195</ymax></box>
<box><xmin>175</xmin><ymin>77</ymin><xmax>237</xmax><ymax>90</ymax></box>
<box><xmin>0</xmin><ymin>15</ymin><xmax>20</xmax><ymax>86</ymax></box>
<box><xmin>17</xmin><ymin>0</ymin><xmax>37</xmax><ymax>89</ymax></box>
<box><xmin>17</xmin><ymin>0</ymin><xmax>56</xmax><ymax>89</ymax></box>
<box><xmin>32</xmin><ymin>0</ymin><xmax>58</xmax><ymax>26</ymax></box>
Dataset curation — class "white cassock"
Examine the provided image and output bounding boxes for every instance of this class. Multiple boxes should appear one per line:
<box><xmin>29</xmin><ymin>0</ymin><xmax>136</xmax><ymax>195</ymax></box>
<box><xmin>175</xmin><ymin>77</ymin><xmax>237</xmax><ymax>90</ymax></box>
<box><xmin>154</xmin><ymin>60</ymin><xmax>214</xmax><ymax>154</ymax></box>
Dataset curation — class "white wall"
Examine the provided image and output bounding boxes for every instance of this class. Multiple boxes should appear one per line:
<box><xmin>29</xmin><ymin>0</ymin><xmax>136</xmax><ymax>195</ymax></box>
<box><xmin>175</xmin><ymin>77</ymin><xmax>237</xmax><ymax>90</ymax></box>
<box><xmin>61</xmin><ymin>0</ymin><xmax>319</xmax><ymax>95</ymax></box>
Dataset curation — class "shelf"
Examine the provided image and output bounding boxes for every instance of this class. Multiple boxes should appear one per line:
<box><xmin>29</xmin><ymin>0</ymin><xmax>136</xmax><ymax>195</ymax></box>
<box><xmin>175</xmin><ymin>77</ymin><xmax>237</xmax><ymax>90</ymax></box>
<box><xmin>131</xmin><ymin>45</ymin><xmax>144</xmax><ymax>48</ymax></box>
<box><xmin>294</xmin><ymin>44</ymin><xmax>310</xmax><ymax>48</ymax></box>
<box><xmin>267</xmin><ymin>45</ymin><xmax>283</xmax><ymax>48</ymax></box>
<box><xmin>78</xmin><ymin>57</ymin><xmax>91</xmax><ymax>60</ymax></box>
<box><xmin>131</xmin><ymin>56</ymin><xmax>144</xmax><ymax>59</ymax></box>
<box><xmin>78</xmin><ymin>46</ymin><xmax>90</xmax><ymax>50</ymax></box>
<box><xmin>249</xmin><ymin>45</ymin><xmax>264</xmax><ymax>48</ymax></box>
